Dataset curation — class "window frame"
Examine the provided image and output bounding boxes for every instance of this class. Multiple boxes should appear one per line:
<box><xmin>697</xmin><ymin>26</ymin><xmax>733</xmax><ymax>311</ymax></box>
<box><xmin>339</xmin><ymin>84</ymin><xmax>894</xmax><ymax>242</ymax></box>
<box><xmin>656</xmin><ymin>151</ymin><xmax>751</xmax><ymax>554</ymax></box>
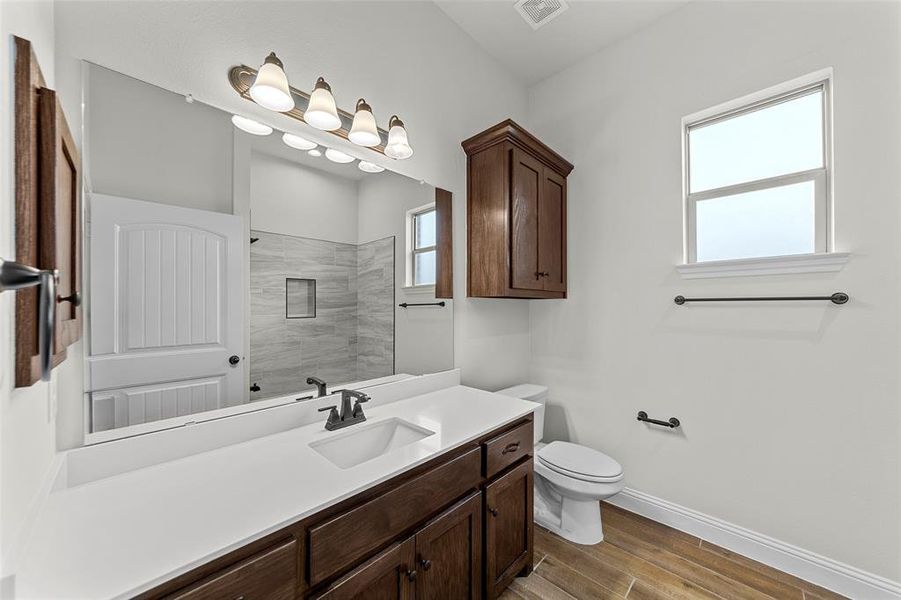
<box><xmin>682</xmin><ymin>70</ymin><xmax>833</xmax><ymax>265</ymax></box>
<box><xmin>407</xmin><ymin>203</ymin><xmax>437</xmax><ymax>288</ymax></box>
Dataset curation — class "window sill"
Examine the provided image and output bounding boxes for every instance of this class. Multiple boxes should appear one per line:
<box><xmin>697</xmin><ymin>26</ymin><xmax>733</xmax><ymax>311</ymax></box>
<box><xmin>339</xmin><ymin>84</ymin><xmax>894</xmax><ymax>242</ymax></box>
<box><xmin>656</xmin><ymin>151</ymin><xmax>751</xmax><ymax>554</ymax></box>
<box><xmin>402</xmin><ymin>284</ymin><xmax>436</xmax><ymax>294</ymax></box>
<box><xmin>676</xmin><ymin>252</ymin><xmax>851</xmax><ymax>279</ymax></box>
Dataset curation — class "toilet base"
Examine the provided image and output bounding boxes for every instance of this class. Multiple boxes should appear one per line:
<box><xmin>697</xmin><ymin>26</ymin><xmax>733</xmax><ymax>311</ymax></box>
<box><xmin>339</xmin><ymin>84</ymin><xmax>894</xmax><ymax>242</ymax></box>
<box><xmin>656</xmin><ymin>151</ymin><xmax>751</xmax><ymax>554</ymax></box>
<box><xmin>534</xmin><ymin>476</ymin><xmax>607</xmax><ymax>545</ymax></box>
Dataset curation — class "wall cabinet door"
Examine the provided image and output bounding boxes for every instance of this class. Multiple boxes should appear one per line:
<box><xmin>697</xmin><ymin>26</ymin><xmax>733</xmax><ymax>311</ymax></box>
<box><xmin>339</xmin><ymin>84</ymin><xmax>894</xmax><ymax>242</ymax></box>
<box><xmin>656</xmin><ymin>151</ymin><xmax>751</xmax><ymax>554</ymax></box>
<box><xmin>538</xmin><ymin>169</ymin><xmax>566</xmax><ymax>293</ymax></box>
<box><xmin>315</xmin><ymin>539</ymin><xmax>415</xmax><ymax>600</ymax></box>
<box><xmin>510</xmin><ymin>148</ymin><xmax>544</xmax><ymax>291</ymax></box>
<box><xmin>484</xmin><ymin>460</ymin><xmax>533</xmax><ymax>599</ymax></box>
<box><xmin>414</xmin><ymin>492</ymin><xmax>482</xmax><ymax>600</ymax></box>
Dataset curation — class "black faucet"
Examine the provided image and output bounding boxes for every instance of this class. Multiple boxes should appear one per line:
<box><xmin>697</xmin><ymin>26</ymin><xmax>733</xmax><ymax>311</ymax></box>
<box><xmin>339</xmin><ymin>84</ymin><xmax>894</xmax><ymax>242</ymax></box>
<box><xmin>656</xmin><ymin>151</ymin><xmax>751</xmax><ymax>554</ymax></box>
<box><xmin>306</xmin><ymin>376</ymin><xmax>328</xmax><ymax>397</ymax></box>
<box><xmin>318</xmin><ymin>389</ymin><xmax>370</xmax><ymax>431</ymax></box>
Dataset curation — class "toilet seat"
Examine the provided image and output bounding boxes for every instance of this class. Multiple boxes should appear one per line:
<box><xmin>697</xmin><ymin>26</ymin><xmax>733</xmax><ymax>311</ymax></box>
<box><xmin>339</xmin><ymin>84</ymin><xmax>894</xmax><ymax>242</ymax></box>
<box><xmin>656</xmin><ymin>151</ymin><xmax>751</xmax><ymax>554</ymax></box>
<box><xmin>537</xmin><ymin>441</ymin><xmax>623</xmax><ymax>483</ymax></box>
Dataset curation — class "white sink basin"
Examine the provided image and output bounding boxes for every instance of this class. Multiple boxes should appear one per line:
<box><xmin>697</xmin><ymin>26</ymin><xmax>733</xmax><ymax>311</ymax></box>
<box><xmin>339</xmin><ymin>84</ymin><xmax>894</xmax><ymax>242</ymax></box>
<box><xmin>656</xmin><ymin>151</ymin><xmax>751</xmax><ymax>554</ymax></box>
<box><xmin>309</xmin><ymin>418</ymin><xmax>435</xmax><ymax>469</ymax></box>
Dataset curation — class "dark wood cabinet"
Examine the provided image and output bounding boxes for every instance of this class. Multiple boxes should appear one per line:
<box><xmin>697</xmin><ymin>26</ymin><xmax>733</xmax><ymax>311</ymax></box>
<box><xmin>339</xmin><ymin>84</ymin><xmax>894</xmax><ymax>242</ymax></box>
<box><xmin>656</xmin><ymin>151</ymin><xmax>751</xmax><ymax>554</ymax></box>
<box><xmin>484</xmin><ymin>460</ymin><xmax>534</xmax><ymax>599</ymax></box>
<box><xmin>463</xmin><ymin>120</ymin><xmax>573</xmax><ymax>299</ymax></box>
<box><xmin>415</xmin><ymin>493</ymin><xmax>482</xmax><ymax>599</ymax></box>
<box><xmin>315</xmin><ymin>539</ymin><xmax>415</xmax><ymax>600</ymax></box>
<box><xmin>145</xmin><ymin>417</ymin><xmax>534</xmax><ymax>600</ymax></box>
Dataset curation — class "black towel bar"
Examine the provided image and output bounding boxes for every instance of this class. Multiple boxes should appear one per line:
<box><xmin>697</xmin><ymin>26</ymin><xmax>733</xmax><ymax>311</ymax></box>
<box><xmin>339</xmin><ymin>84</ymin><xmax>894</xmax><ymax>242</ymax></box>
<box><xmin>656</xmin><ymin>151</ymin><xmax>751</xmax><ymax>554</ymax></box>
<box><xmin>675</xmin><ymin>292</ymin><xmax>849</xmax><ymax>305</ymax></box>
<box><xmin>398</xmin><ymin>301</ymin><xmax>446</xmax><ymax>308</ymax></box>
<box><xmin>637</xmin><ymin>411</ymin><xmax>680</xmax><ymax>428</ymax></box>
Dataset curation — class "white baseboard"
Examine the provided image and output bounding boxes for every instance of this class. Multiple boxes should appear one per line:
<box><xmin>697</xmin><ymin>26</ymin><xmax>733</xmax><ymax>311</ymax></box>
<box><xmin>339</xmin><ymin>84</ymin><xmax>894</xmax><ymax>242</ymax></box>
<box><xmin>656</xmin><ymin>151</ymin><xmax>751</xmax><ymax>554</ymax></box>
<box><xmin>606</xmin><ymin>488</ymin><xmax>900</xmax><ymax>600</ymax></box>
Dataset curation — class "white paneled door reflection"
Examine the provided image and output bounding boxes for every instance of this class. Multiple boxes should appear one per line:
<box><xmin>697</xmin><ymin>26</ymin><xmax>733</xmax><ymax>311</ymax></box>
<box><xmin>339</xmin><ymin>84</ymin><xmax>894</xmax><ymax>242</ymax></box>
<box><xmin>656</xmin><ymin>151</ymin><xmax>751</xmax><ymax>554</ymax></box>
<box><xmin>88</xmin><ymin>194</ymin><xmax>244</xmax><ymax>432</ymax></box>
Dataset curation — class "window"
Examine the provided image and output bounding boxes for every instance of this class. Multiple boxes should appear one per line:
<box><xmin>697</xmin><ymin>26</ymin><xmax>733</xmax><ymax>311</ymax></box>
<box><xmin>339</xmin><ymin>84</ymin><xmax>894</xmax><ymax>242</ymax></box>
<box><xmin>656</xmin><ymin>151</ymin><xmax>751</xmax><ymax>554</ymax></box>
<box><xmin>684</xmin><ymin>74</ymin><xmax>831</xmax><ymax>264</ymax></box>
<box><xmin>408</xmin><ymin>206</ymin><xmax>437</xmax><ymax>286</ymax></box>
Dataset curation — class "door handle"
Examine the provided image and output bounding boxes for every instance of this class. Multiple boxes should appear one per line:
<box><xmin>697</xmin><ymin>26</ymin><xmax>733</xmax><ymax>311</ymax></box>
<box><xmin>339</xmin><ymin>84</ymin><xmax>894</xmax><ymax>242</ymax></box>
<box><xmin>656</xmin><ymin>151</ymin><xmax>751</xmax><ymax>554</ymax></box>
<box><xmin>502</xmin><ymin>442</ymin><xmax>520</xmax><ymax>455</ymax></box>
<box><xmin>228</xmin><ymin>354</ymin><xmax>241</xmax><ymax>366</ymax></box>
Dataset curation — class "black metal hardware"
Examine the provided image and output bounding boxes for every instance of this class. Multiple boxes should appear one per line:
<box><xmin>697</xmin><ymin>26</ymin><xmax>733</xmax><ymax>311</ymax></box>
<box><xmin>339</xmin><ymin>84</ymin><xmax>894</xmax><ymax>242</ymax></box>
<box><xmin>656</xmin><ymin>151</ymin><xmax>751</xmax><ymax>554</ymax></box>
<box><xmin>674</xmin><ymin>292</ymin><xmax>849</xmax><ymax>305</ymax></box>
<box><xmin>420</xmin><ymin>559</ymin><xmax>432</xmax><ymax>571</ymax></box>
<box><xmin>535</xmin><ymin>271</ymin><xmax>549</xmax><ymax>279</ymax></box>
<box><xmin>228</xmin><ymin>354</ymin><xmax>241</xmax><ymax>365</ymax></box>
<box><xmin>0</xmin><ymin>259</ymin><xmax>56</xmax><ymax>381</ymax></box>
<box><xmin>502</xmin><ymin>442</ymin><xmax>520</xmax><ymax>455</ymax></box>
<box><xmin>295</xmin><ymin>394</ymin><xmax>313</xmax><ymax>401</ymax></box>
<box><xmin>320</xmin><ymin>389</ymin><xmax>370</xmax><ymax>430</ymax></box>
<box><xmin>306</xmin><ymin>376</ymin><xmax>328</xmax><ymax>397</ymax></box>
<box><xmin>398</xmin><ymin>301</ymin><xmax>446</xmax><ymax>308</ymax></box>
<box><xmin>250</xmin><ymin>382</ymin><xmax>261</xmax><ymax>392</ymax></box>
<box><xmin>406</xmin><ymin>570</ymin><xmax>417</xmax><ymax>582</ymax></box>
<box><xmin>250</xmin><ymin>237</ymin><xmax>259</xmax><ymax>244</ymax></box>
<box><xmin>58</xmin><ymin>291</ymin><xmax>81</xmax><ymax>307</ymax></box>
<box><xmin>637</xmin><ymin>411</ymin><xmax>680</xmax><ymax>428</ymax></box>
<box><xmin>489</xmin><ymin>507</ymin><xmax>498</xmax><ymax>517</ymax></box>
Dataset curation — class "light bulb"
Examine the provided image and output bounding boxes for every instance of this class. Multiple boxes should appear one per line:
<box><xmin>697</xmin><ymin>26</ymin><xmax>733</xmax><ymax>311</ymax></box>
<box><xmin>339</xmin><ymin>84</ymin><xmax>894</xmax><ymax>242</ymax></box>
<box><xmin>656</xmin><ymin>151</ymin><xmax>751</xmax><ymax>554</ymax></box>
<box><xmin>282</xmin><ymin>132</ymin><xmax>317</xmax><ymax>150</ymax></box>
<box><xmin>325</xmin><ymin>148</ymin><xmax>354</xmax><ymax>164</ymax></box>
<box><xmin>349</xmin><ymin>98</ymin><xmax>380</xmax><ymax>147</ymax></box>
<box><xmin>231</xmin><ymin>115</ymin><xmax>272</xmax><ymax>136</ymax></box>
<box><xmin>358</xmin><ymin>161</ymin><xmax>385</xmax><ymax>173</ymax></box>
<box><xmin>249</xmin><ymin>52</ymin><xmax>294</xmax><ymax>112</ymax></box>
<box><xmin>384</xmin><ymin>115</ymin><xmax>413</xmax><ymax>159</ymax></box>
<box><xmin>305</xmin><ymin>77</ymin><xmax>341</xmax><ymax>131</ymax></box>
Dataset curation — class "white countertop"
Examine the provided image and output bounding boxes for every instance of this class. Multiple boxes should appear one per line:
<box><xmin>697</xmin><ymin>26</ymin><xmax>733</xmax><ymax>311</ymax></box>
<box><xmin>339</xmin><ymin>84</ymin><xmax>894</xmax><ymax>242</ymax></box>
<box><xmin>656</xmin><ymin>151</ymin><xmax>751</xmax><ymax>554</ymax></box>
<box><xmin>15</xmin><ymin>385</ymin><xmax>537</xmax><ymax>599</ymax></box>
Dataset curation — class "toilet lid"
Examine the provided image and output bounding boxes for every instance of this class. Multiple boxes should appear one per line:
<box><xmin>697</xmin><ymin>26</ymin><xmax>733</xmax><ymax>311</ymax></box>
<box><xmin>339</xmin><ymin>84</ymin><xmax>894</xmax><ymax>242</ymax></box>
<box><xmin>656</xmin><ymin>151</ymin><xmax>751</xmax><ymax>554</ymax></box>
<box><xmin>537</xmin><ymin>441</ymin><xmax>623</xmax><ymax>482</ymax></box>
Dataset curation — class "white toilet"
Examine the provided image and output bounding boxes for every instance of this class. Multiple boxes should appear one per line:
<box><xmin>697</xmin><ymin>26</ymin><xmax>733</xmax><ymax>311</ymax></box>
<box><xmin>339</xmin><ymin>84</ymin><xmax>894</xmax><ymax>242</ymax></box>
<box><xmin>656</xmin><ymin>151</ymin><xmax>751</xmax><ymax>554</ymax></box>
<box><xmin>497</xmin><ymin>384</ymin><xmax>624</xmax><ymax>545</ymax></box>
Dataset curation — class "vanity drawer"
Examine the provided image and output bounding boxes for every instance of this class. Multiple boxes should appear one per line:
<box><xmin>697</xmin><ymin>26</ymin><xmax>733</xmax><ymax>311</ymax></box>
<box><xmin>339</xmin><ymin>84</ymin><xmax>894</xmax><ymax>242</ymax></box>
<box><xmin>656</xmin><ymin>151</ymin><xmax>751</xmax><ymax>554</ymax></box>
<box><xmin>308</xmin><ymin>447</ymin><xmax>481</xmax><ymax>586</ymax></box>
<box><xmin>483</xmin><ymin>420</ymin><xmax>533</xmax><ymax>479</ymax></box>
<box><xmin>167</xmin><ymin>539</ymin><xmax>297</xmax><ymax>600</ymax></box>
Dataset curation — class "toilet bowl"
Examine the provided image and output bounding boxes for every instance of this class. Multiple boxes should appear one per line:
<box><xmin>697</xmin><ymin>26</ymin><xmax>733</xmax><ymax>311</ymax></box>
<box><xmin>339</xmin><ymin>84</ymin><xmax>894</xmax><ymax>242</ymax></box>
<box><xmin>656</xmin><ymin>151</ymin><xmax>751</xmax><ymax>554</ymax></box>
<box><xmin>496</xmin><ymin>384</ymin><xmax>624</xmax><ymax>545</ymax></box>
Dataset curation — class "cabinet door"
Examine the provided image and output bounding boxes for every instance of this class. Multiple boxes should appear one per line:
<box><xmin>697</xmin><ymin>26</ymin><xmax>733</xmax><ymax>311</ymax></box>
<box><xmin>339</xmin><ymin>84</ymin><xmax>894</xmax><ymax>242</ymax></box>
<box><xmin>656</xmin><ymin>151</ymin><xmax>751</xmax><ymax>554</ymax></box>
<box><xmin>315</xmin><ymin>538</ymin><xmax>415</xmax><ymax>600</ymax></box>
<box><xmin>538</xmin><ymin>169</ymin><xmax>566</xmax><ymax>293</ymax></box>
<box><xmin>414</xmin><ymin>492</ymin><xmax>482</xmax><ymax>600</ymax></box>
<box><xmin>510</xmin><ymin>148</ymin><xmax>543</xmax><ymax>291</ymax></box>
<box><xmin>484</xmin><ymin>460</ymin><xmax>533</xmax><ymax>599</ymax></box>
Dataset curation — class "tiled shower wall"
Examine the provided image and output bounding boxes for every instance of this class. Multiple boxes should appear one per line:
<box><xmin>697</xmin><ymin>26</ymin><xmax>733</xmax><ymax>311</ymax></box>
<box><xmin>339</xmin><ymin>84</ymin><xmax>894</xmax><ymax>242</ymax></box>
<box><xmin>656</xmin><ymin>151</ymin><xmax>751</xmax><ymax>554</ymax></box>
<box><xmin>249</xmin><ymin>230</ymin><xmax>394</xmax><ymax>400</ymax></box>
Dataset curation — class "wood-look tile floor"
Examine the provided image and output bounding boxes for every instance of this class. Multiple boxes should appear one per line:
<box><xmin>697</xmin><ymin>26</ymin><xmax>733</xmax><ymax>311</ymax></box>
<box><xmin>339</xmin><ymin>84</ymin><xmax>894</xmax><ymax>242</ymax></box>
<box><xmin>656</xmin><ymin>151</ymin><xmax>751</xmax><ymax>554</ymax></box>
<box><xmin>501</xmin><ymin>503</ymin><xmax>848</xmax><ymax>600</ymax></box>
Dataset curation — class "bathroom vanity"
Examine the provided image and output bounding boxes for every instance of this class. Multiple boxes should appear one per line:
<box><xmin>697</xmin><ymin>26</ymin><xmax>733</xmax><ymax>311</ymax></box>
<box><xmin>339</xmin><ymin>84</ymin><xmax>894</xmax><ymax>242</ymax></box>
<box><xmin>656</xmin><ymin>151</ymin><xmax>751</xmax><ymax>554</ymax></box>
<box><xmin>15</xmin><ymin>375</ymin><xmax>537</xmax><ymax>600</ymax></box>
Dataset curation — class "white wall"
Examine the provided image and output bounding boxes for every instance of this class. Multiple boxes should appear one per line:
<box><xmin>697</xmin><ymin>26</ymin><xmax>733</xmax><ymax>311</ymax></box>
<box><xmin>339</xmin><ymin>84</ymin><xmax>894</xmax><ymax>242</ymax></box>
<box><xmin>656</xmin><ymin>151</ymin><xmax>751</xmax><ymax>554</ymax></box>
<box><xmin>527</xmin><ymin>1</ymin><xmax>900</xmax><ymax>580</ymax></box>
<box><xmin>85</xmin><ymin>63</ymin><xmax>233</xmax><ymax>213</ymax></box>
<box><xmin>358</xmin><ymin>174</ymin><xmax>455</xmax><ymax>376</ymax></box>
<box><xmin>54</xmin><ymin>1</ymin><xmax>531</xmax><ymax>401</ymax></box>
<box><xmin>250</xmin><ymin>152</ymin><xmax>359</xmax><ymax>244</ymax></box>
<box><xmin>0</xmin><ymin>0</ymin><xmax>84</xmax><ymax>578</ymax></box>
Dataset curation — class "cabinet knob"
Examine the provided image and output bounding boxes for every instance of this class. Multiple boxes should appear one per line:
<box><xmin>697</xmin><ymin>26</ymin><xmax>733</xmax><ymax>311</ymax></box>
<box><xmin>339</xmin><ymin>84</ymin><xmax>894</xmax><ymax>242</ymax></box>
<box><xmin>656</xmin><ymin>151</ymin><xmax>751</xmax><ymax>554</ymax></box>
<box><xmin>406</xmin><ymin>569</ymin><xmax>417</xmax><ymax>581</ymax></box>
<box><xmin>420</xmin><ymin>558</ymin><xmax>432</xmax><ymax>571</ymax></box>
<box><xmin>489</xmin><ymin>507</ymin><xmax>499</xmax><ymax>517</ymax></box>
<box><xmin>57</xmin><ymin>291</ymin><xmax>81</xmax><ymax>307</ymax></box>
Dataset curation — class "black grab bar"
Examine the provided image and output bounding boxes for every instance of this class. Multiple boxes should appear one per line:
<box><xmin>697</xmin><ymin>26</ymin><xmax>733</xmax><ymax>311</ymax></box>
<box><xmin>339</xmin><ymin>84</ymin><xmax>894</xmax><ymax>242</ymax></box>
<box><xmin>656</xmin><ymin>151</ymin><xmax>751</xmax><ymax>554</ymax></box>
<box><xmin>637</xmin><ymin>411</ymin><xmax>680</xmax><ymax>428</ymax></box>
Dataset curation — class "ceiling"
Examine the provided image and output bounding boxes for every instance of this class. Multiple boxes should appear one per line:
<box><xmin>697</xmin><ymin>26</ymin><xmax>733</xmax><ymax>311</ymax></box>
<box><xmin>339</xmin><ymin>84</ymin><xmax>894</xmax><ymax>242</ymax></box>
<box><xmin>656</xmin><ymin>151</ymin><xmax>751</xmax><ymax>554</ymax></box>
<box><xmin>435</xmin><ymin>1</ymin><xmax>688</xmax><ymax>85</ymax></box>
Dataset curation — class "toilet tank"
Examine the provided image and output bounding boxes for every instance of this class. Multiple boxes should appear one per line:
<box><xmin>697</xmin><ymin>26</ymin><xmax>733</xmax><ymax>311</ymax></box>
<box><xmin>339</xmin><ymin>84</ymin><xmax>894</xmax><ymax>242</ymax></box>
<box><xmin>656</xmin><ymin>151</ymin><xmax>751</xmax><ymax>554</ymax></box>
<box><xmin>495</xmin><ymin>384</ymin><xmax>547</xmax><ymax>445</ymax></box>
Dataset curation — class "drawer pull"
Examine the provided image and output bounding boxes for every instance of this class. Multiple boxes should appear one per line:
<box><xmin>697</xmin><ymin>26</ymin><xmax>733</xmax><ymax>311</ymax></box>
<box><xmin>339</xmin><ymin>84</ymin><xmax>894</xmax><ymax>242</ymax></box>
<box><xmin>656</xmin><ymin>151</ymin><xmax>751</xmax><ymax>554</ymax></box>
<box><xmin>502</xmin><ymin>442</ymin><xmax>520</xmax><ymax>455</ymax></box>
<box><xmin>489</xmin><ymin>507</ymin><xmax>498</xmax><ymax>517</ymax></box>
<box><xmin>234</xmin><ymin>596</ymin><xmax>245</xmax><ymax>600</ymax></box>
<box><xmin>420</xmin><ymin>559</ymin><xmax>432</xmax><ymax>571</ymax></box>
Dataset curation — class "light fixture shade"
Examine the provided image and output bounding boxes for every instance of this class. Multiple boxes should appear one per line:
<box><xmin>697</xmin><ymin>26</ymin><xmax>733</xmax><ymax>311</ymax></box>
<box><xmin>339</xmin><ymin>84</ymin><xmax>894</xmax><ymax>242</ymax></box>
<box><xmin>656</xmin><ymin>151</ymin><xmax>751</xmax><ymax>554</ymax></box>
<box><xmin>249</xmin><ymin>52</ymin><xmax>294</xmax><ymax>112</ymax></box>
<box><xmin>358</xmin><ymin>161</ymin><xmax>385</xmax><ymax>173</ymax></box>
<box><xmin>308</xmin><ymin>148</ymin><xmax>322</xmax><ymax>157</ymax></box>
<box><xmin>384</xmin><ymin>115</ymin><xmax>413</xmax><ymax>159</ymax></box>
<box><xmin>348</xmin><ymin>98</ymin><xmax>380</xmax><ymax>147</ymax></box>
<box><xmin>325</xmin><ymin>148</ymin><xmax>354</xmax><ymax>164</ymax></box>
<box><xmin>231</xmin><ymin>115</ymin><xmax>273</xmax><ymax>136</ymax></box>
<box><xmin>305</xmin><ymin>77</ymin><xmax>342</xmax><ymax>131</ymax></box>
<box><xmin>282</xmin><ymin>132</ymin><xmax>317</xmax><ymax>150</ymax></box>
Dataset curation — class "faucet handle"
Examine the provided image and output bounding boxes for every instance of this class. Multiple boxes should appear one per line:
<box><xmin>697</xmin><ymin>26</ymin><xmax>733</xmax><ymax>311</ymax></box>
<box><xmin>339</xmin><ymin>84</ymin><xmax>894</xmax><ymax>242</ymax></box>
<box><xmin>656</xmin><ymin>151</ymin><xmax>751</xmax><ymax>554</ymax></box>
<box><xmin>318</xmin><ymin>404</ymin><xmax>340</xmax><ymax>428</ymax></box>
<box><xmin>351</xmin><ymin>396</ymin><xmax>369</xmax><ymax>418</ymax></box>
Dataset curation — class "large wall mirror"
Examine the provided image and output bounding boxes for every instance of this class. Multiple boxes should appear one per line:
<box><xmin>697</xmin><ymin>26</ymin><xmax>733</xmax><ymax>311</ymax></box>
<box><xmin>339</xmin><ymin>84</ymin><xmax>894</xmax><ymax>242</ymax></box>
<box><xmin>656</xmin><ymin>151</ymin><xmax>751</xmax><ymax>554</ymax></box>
<box><xmin>82</xmin><ymin>63</ymin><xmax>454</xmax><ymax>438</ymax></box>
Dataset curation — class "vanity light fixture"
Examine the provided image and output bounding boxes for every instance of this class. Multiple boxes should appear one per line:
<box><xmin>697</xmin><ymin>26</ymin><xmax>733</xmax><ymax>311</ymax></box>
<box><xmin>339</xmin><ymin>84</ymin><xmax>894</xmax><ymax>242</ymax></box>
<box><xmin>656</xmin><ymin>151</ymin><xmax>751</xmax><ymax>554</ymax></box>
<box><xmin>385</xmin><ymin>115</ymin><xmax>414</xmax><ymax>159</ymax></box>
<box><xmin>305</xmin><ymin>77</ymin><xmax>342</xmax><ymax>131</ymax></box>
<box><xmin>349</xmin><ymin>99</ymin><xmax>380</xmax><ymax>147</ymax></box>
<box><xmin>325</xmin><ymin>148</ymin><xmax>354</xmax><ymax>164</ymax></box>
<box><xmin>249</xmin><ymin>52</ymin><xmax>294</xmax><ymax>112</ymax></box>
<box><xmin>358</xmin><ymin>161</ymin><xmax>385</xmax><ymax>173</ymax></box>
<box><xmin>282</xmin><ymin>132</ymin><xmax>318</xmax><ymax>151</ymax></box>
<box><xmin>231</xmin><ymin>115</ymin><xmax>273</xmax><ymax>136</ymax></box>
<box><xmin>308</xmin><ymin>148</ymin><xmax>322</xmax><ymax>157</ymax></box>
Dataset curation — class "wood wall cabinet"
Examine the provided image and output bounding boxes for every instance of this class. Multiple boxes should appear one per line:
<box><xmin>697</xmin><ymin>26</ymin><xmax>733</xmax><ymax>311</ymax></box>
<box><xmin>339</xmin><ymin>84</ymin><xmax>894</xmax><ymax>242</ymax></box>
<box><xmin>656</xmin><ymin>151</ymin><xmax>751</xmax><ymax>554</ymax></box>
<box><xmin>141</xmin><ymin>416</ymin><xmax>534</xmax><ymax>600</ymax></box>
<box><xmin>463</xmin><ymin>120</ymin><xmax>573</xmax><ymax>299</ymax></box>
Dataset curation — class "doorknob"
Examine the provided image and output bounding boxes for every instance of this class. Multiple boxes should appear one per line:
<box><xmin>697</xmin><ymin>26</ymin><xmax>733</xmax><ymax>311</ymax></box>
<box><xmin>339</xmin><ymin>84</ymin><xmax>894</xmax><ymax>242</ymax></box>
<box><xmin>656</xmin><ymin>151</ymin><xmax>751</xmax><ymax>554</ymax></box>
<box><xmin>228</xmin><ymin>355</ymin><xmax>241</xmax><ymax>365</ymax></box>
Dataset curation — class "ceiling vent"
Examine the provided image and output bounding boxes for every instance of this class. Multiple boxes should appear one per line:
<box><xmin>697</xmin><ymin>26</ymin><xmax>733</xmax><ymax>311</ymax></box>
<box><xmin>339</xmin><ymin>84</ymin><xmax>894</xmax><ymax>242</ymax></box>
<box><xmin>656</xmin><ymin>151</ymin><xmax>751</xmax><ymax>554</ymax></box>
<box><xmin>514</xmin><ymin>0</ymin><xmax>569</xmax><ymax>31</ymax></box>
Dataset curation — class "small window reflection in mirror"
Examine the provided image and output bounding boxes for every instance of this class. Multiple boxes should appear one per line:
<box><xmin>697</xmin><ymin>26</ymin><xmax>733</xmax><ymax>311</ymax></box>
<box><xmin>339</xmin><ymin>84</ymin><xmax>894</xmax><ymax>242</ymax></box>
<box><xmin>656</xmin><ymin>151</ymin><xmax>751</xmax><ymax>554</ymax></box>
<box><xmin>286</xmin><ymin>278</ymin><xmax>316</xmax><ymax>318</ymax></box>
